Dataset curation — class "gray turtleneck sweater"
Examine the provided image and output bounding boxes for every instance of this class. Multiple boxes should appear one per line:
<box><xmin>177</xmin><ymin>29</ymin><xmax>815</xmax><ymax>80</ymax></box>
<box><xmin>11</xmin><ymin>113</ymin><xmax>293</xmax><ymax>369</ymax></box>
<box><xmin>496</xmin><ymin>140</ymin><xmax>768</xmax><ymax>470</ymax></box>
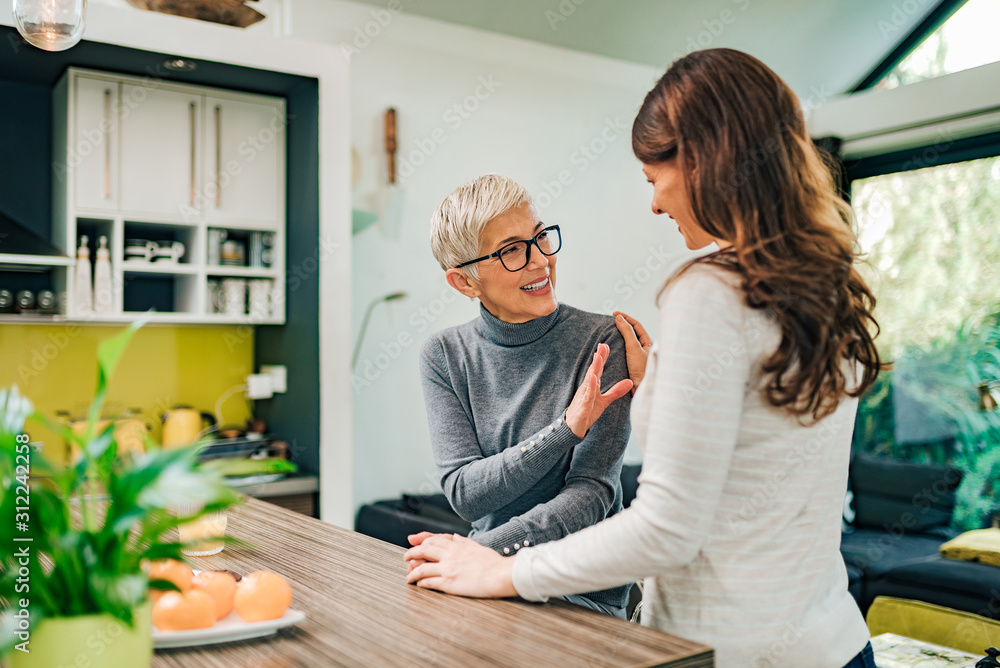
<box><xmin>419</xmin><ymin>303</ymin><xmax>631</xmax><ymax>608</ymax></box>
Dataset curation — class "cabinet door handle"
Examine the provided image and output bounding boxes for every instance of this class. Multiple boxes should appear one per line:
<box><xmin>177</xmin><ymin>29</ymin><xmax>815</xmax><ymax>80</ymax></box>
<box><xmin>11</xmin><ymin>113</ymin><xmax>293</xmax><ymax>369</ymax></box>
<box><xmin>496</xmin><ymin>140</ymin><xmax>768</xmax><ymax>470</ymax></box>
<box><xmin>103</xmin><ymin>89</ymin><xmax>112</xmax><ymax>199</ymax></box>
<box><xmin>215</xmin><ymin>105</ymin><xmax>222</xmax><ymax>208</ymax></box>
<box><xmin>189</xmin><ymin>101</ymin><xmax>197</xmax><ymax>206</ymax></box>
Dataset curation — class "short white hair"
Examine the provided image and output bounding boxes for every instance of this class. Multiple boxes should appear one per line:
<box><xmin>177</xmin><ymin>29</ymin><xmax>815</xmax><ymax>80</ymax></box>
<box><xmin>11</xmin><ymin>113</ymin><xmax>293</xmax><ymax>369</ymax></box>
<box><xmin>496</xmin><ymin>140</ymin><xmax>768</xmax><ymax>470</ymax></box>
<box><xmin>430</xmin><ymin>174</ymin><xmax>534</xmax><ymax>281</ymax></box>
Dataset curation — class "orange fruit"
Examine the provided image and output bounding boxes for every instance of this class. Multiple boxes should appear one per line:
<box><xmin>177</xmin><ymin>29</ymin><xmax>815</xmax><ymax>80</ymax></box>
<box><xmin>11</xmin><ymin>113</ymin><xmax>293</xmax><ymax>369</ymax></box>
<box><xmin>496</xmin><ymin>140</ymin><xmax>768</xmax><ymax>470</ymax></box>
<box><xmin>147</xmin><ymin>558</ymin><xmax>194</xmax><ymax>593</ymax></box>
<box><xmin>192</xmin><ymin>570</ymin><xmax>238</xmax><ymax>620</ymax></box>
<box><xmin>152</xmin><ymin>590</ymin><xmax>216</xmax><ymax>631</ymax></box>
<box><xmin>233</xmin><ymin>571</ymin><xmax>293</xmax><ymax>623</ymax></box>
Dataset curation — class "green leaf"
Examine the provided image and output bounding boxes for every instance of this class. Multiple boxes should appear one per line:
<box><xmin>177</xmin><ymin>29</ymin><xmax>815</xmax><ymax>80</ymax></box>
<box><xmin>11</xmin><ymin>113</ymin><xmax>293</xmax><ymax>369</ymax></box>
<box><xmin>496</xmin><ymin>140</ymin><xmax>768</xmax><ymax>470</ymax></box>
<box><xmin>95</xmin><ymin>317</ymin><xmax>148</xmax><ymax>397</ymax></box>
<box><xmin>88</xmin><ymin>572</ymin><xmax>147</xmax><ymax>626</ymax></box>
<box><xmin>147</xmin><ymin>578</ymin><xmax>181</xmax><ymax>593</ymax></box>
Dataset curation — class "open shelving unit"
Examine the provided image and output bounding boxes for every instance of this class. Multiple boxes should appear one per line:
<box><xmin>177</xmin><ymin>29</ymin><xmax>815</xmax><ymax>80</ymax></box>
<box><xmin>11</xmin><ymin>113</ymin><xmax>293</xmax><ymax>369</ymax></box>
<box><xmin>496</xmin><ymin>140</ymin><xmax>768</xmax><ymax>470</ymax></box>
<box><xmin>0</xmin><ymin>68</ymin><xmax>287</xmax><ymax>325</ymax></box>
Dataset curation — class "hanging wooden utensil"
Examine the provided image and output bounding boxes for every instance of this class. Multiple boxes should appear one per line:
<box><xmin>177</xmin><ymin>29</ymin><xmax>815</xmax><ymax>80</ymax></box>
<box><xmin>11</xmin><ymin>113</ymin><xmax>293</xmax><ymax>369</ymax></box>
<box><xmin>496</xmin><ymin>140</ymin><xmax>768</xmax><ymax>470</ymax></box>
<box><xmin>385</xmin><ymin>108</ymin><xmax>397</xmax><ymax>185</ymax></box>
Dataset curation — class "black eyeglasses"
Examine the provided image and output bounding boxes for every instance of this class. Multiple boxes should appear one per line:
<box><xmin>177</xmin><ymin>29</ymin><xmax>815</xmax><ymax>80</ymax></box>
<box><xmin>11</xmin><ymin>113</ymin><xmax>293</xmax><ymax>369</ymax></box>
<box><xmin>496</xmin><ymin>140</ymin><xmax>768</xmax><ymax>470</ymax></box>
<box><xmin>456</xmin><ymin>225</ymin><xmax>562</xmax><ymax>272</ymax></box>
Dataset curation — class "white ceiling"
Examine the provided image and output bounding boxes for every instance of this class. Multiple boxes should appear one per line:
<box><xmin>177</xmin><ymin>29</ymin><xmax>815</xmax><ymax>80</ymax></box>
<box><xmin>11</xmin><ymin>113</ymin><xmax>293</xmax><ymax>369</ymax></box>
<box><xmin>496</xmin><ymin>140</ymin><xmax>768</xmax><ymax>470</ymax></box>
<box><xmin>346</xmin><ymin>0</ymin><xmax>935</xmax><ymax>97</ymax></box>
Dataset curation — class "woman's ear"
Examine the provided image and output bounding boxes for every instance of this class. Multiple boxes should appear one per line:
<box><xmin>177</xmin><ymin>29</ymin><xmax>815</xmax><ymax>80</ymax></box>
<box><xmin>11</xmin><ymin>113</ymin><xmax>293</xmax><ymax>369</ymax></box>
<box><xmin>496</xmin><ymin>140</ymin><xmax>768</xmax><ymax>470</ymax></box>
<box><xmin>445</xmin><ymin>268</ymin><xmax>481</xmax><ymax>299</ymax></box>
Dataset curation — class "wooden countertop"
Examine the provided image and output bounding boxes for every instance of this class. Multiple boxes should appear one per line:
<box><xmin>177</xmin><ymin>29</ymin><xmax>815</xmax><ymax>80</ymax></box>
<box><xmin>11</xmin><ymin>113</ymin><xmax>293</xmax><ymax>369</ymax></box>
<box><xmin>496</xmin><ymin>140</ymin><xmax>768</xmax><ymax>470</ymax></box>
<box><xmin>154</xmin><ymin>497</ymin><xmax>713</xmax><ymax>667</ymax></box>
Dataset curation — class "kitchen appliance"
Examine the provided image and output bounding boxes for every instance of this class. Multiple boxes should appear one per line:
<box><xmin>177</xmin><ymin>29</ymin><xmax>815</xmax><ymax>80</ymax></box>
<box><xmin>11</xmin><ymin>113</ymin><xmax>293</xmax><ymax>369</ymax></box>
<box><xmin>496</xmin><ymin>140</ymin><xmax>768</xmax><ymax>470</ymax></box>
<box><xmin>65</xmin><ymin>413</ymin><xmax>149</xmax><ymax>463</ymax></box>
<box><xmin>161</xmin><ymin>406</ymin><xmax>217</xmax><ymax>448</ymax></box>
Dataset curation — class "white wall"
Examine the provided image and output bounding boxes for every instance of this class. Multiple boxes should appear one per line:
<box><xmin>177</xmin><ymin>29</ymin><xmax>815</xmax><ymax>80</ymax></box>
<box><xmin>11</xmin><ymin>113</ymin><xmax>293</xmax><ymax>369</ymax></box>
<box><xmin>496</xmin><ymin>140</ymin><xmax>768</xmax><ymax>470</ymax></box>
<box><xmin>285</xmin><ymin>0</ymin><xmax>697</xmax><ymax>510</ymax></box>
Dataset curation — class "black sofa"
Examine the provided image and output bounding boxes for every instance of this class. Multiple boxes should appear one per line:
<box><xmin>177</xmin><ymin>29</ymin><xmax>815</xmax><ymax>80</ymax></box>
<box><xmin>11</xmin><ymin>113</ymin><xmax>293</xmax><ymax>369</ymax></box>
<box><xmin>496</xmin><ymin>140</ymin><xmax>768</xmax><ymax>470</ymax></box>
<box><xmin>843</xmin><ymin>453</ymin><xmax>1000</xmax><ymax>618</ymax></box>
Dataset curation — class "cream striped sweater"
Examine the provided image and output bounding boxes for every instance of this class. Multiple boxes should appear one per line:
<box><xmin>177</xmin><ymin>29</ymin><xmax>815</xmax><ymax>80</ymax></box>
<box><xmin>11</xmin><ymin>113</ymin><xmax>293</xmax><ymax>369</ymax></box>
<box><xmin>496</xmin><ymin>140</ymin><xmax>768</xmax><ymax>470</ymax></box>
<box><xmin>512</xmin><ymin>264</ymin><xmax>870</xmax><ymax>668</ymax></box>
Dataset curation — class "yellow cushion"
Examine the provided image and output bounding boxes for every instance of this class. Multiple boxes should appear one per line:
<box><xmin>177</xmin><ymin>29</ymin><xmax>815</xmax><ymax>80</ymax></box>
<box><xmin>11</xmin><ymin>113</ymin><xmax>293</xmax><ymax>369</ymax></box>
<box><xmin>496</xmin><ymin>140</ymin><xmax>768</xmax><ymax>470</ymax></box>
<box><xmin>940</xmin><ymin>528</ymin><xmax>1000</xmax><ymax>568</ymax></box>
<box><xmin>866</xmin><ymin>596</ymin><xmax>1000</xmax><ymax>655</ymax></box>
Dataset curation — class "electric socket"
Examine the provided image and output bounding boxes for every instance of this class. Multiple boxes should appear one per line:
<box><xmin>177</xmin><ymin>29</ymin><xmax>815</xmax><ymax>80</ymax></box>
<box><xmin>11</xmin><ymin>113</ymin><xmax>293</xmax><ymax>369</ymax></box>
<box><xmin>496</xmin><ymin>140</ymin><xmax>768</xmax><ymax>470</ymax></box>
<box><xmin>246</xmin><ymin>373</ymin><xmax>274</xmax><ymax>400</ymax></box>
<box><xmin>260</xmin><ymin>364</ymin><xmax>287</xmax><ymax>393</ymax></box>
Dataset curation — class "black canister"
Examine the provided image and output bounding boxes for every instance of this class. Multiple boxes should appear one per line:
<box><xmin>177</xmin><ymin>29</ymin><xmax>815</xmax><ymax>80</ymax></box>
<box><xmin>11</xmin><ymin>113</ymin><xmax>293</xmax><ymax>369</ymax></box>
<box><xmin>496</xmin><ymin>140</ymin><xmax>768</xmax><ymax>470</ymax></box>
<box><xmin>0</xmin><ymin>289</ymin><xmax>13</xmax><ymax>313</ymax></box>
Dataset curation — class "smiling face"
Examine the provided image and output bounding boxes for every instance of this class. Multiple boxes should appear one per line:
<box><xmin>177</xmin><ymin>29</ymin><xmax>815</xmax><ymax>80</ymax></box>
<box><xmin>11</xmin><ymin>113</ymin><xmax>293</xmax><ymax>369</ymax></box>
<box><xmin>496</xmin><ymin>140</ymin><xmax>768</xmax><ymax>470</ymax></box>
<box><xmin>642</xmin><ymin>161</ymin><xmax>727</xmax><ymax>251</ymax></box>
<box><xmin>446</xmin><ymin>203</ymin><xmax>558</xmax><ymax>324</ymax></box>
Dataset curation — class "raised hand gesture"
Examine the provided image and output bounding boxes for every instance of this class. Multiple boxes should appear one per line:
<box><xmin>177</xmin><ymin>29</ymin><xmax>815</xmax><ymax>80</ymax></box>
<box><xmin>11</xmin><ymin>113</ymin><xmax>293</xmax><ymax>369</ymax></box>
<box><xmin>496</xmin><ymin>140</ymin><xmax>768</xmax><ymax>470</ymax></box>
<box><xmin>564</xmin><ymin>342</ymin><xmax>633</xmax><ymax>438</ymax></box>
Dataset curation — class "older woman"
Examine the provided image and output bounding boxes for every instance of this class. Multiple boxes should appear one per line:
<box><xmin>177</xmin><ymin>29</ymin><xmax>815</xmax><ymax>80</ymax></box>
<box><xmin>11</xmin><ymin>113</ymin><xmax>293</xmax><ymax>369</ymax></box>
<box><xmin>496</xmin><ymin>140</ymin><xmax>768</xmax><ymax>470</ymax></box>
<box><xmin>415</xmin><ymin>173</ymin><xmax>634</xmax><ymax>617</ymax></box>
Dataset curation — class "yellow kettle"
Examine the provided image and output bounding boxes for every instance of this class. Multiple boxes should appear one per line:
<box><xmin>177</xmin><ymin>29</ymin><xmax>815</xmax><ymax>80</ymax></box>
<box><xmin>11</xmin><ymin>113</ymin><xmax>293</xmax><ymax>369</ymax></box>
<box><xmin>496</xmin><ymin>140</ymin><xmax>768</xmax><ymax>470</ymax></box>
<box><xmin>161</xmin><ymin>406</ymin><xmax>216</xmax><ymax>448</ymax></box>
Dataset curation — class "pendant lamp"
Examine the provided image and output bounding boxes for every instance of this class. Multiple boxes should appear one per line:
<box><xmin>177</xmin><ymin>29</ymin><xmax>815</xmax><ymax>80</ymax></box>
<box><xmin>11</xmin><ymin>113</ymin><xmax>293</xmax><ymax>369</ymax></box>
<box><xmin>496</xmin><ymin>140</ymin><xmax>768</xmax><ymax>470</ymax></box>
<box><xmin>13</xmin><ymin>0</ymin><xmax>87</xmax><ymax>52</ymax></box>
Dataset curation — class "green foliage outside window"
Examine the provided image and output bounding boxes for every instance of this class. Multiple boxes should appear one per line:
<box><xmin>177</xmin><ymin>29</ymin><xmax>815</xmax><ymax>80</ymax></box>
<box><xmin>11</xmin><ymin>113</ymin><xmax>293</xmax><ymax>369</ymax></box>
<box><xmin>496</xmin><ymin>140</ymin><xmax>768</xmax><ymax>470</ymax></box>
<box><xmin>852</xmin><ymin>155</ymin><xmax>1000</xmax><ymax>531</ymax></box>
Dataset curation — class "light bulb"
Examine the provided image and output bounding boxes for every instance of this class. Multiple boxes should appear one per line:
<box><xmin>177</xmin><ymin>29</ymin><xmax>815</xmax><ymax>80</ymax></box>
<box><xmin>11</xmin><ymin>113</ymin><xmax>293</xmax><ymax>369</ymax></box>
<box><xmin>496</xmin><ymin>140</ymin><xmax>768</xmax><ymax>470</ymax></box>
<box><xmin>14</xmin><ymin>0</ymin><xmax>87</xmax><ymax>52</ymax></box>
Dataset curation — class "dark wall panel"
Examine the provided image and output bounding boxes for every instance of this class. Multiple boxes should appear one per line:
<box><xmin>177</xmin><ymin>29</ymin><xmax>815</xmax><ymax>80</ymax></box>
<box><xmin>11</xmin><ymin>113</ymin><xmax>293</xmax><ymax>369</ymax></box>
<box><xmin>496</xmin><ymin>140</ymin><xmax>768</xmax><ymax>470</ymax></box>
<box><xmin>254</xmin><ymin>79</ymin><xmax>321</xmax><ymax>477</ymax></box>
<box><xmin>0</xmin><ymin>79</ymin><xmax>51</xmax><ymax>239</ymax></box>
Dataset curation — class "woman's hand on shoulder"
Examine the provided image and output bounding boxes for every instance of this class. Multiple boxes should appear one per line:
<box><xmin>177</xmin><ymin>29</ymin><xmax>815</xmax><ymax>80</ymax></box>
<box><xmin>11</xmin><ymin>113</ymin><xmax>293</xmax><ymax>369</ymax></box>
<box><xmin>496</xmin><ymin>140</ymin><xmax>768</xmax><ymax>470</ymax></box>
<box><xmin>564</xmin><ymin>342</ymin><xmax>633</xmax><ymax>438</ymax></box>
<box><xmin>613</xmin><ymin>311</ymin><xmax>653</xmax><ymax>394</ymax></box>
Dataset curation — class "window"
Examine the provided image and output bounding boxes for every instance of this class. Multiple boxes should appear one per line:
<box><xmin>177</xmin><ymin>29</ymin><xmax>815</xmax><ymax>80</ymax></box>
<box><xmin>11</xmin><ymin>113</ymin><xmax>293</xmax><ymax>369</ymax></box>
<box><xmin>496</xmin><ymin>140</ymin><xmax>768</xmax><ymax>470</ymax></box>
<box><xmin>853</xmin><ymin>155</ymin><xmax>1000</xmax><ymax>354</ymax></box>
<box><xmin>873</xmin><ymin>0</ymin><xmax>1000</xmax><ymax>91</ymax></box>
<box><xmin>850</xmin><ymin>153</ymin><xmax>1000</xmax><ymax>530</ymax></box>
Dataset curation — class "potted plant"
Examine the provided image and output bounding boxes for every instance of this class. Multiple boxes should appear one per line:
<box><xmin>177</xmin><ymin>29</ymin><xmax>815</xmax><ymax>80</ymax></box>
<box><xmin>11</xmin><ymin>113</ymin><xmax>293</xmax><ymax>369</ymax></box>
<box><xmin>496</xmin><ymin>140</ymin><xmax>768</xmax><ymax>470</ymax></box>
<box><xmin>0</xmin><ymin>320</ymin><xmax>241</xmax><ymax>667</ymax></box>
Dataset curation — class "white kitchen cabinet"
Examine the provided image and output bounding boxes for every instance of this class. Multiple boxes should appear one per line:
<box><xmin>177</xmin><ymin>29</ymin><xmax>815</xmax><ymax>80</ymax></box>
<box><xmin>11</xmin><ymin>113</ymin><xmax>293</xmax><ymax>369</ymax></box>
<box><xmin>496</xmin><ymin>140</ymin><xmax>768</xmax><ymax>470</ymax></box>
<box><xmin>43</xmin><ymin>68</ymin><xmax>287</xmax><ymax>325</ymax></box>
<box><xmin>119</xmin><ymin>84</ymin><xmax>203</xmax><ymax>220</ymax></box>
<box><xmin>69</xmin><ymin>75</ymin><xmax>120</xmax><ymax>212</ymax></box>
<box><xmin>202</xmin><ymin>94</ymin><xmax>284</xmax><ymax>229</ymax></box>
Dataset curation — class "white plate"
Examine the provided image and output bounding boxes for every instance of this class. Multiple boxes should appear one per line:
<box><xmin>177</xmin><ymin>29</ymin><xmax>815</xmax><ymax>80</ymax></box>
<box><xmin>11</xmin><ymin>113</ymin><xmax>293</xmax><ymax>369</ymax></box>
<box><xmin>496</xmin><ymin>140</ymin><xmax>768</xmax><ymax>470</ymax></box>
<box><xmin>153</xmin><ymin>608</ymin><xmax>306</xmax><ymax>649</ymax></box>
<box><xmin>224</xmin><ymin>472</ymin><xmax>286</xmax><ymax>486</ymax></box>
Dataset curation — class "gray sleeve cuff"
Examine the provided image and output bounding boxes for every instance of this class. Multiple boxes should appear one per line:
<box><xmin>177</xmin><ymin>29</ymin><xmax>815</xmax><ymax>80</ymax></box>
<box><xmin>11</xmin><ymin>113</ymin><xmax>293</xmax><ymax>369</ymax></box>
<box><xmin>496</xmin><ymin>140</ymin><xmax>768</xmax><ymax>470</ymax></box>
<box><xmin>517</xmin><ymin>418</ymin><xmax>580</xmax><ymax>465</ymax></box>
<box><xmin>471</xmin><ymin>519</ymin><xmax>534</xmax><ymax>556</ymax></box>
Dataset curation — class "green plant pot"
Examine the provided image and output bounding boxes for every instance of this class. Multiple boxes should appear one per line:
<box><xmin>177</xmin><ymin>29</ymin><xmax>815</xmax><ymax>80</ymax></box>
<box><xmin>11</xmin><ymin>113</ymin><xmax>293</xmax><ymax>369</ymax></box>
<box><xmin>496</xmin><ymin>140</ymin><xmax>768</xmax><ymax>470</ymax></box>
<box><xmin>10</xmin><ymin>601</ymin><xmax>151</xmax><ymax>668</ymax></box>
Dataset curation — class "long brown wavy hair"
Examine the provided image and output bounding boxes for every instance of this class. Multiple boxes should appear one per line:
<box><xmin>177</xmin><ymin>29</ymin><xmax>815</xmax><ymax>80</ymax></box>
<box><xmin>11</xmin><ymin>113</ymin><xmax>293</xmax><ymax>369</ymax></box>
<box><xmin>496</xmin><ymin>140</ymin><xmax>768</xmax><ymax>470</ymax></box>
<box><xmin>632</xmin><ymin>48</ymin><xmax>885</xmax><ymax>422</ymax></box>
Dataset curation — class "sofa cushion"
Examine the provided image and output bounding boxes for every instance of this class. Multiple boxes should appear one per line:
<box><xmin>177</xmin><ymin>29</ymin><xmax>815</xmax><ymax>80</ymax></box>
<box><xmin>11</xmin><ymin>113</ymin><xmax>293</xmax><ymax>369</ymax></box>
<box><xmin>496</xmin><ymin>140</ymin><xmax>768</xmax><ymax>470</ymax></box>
<box><xmin>849</xmin><ymin>454</ymin><xmax>962</xmax><ymax>534</ymax></box>
<box><xmin>841</xmin><ymin>528</ymin><xmax>945</xmax><ymax>578</ymax></box>
<box><xmin>867</xmin><ymin>555</ymin><xmax>1000</xmax><ymax>620</ymax></box>
<box><xmin>846</xmin><ymin>562</ymin><xmax>864</xmax><ymax>604</ymax></box>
